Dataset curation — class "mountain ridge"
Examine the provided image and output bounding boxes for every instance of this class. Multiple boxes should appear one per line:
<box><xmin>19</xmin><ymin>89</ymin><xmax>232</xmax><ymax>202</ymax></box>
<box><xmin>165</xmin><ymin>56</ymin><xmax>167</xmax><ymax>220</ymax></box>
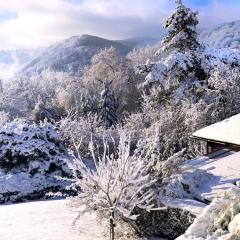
<box><xmin>1</xmin><ymin>20</ymin><xmax>240</xmax><ymax>79</ymax></box>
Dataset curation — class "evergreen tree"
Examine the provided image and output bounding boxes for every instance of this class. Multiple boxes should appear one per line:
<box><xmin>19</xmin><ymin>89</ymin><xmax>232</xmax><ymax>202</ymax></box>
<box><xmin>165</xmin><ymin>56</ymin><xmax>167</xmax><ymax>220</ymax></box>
<box><xmin>161</xmin><ymin>0</ymin><xmax>200</xmax><ymax>54</ymax></box>
<box><xmin>100</xmin><ymin>80</ymin><xmax>118</xmax><ymax>128</ymax></box>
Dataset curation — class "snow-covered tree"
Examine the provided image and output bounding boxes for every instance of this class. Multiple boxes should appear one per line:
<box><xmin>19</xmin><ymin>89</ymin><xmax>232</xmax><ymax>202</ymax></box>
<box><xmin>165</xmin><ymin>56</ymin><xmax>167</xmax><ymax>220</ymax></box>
<box><xmin>206</xmin><ymin>66</ymin><xmax>240</xmax><ymax>123</ymax></box>
<box><xmin>83</xmin><ymin>47</ymin><xmax>141</xmax><ymax>116</ymax></box>
<box><xmin>161</xmin><ymin>0</ymin><xmax>200</xmax><ymax>54</ymax></box>
<box><xmin>127</xmin><ymin>43</ymin><xmax>161</xmax><ymax>66</ymax></box>
<box><xmin>137</xmin><ymin>1</ymin><xmax>240</xmax><ymax>101</ymax></box>
<box><xmin>0</xmin><ymin>70</ymin><xmax>68</xmax><ymax>119</ymax></box>
<box><xmin>70</xmin><ymin>132</ymin><xmax>157</xmax><ymax>232</ymax></box>
<box><xmin>100</xmin><ymin>80</ymin><xmax>118</xmax><ymax>128</ymax></box>
<box><xmin>136</xmin><ymin>1</ymin><xmax>205</xmax><ymax>100</ymax></box>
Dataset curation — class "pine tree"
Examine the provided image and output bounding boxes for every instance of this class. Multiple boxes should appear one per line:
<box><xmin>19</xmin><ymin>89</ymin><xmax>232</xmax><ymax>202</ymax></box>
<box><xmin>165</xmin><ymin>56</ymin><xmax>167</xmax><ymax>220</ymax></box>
<box><xmin>161</xmin><ymin>0</ymin><xmax>200</xmax><ymax>54</ymax></box>
<box><xmin>100</xmin><ymin>80</ymin><xmax>118</xmax><ymax>128</ymax></box>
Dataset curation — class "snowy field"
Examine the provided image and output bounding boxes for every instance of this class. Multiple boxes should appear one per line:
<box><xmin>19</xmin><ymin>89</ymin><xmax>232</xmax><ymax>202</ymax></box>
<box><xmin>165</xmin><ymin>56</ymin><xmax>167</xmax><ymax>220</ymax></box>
<box><xmin>0</xmin><ymin>199</ymin><xmax>105</xmax><ymax>240</ymax></box>
<box><xmin>0</xmin><ymin>199</ymin><xmax>167</xmax><ymax>240</ymax></box>
<box><xmin>0</xmin><ymin>150</ymin><xmax>239</xmax><ymax>240</ymax></box>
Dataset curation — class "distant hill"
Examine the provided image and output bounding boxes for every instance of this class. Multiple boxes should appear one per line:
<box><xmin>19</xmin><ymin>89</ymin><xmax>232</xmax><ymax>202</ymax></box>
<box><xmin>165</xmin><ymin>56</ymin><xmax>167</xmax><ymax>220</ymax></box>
<box><xmin>20</xmin><ymin>35</ymin><xmax>135</xmax><ymax>76</ymax></box>
<box><xmin>199</xmin><ymin>20</ymin><xmax>240</xmax><ymax>49</ymax></box>
<box><xmin>0</xmin><ymin>35</ymin><xmax>161</xmax><ymax>78</ymax></box>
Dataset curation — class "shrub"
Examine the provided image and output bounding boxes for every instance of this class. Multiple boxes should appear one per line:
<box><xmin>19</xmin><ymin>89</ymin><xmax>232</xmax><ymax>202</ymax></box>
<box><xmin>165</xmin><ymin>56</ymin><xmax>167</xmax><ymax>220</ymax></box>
<box><xmin>0</xmin><ymin>120</ymin><xmax>75</xmax><ymax>203</ymax></box>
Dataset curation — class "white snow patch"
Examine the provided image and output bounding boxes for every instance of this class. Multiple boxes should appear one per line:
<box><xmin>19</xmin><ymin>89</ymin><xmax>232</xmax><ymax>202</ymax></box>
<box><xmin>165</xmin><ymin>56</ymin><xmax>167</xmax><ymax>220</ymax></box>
<box><xmin>161</xmin><ymin>197</ymin><xmax>206</xmax><ymax>216</ymax></box>
<box><xmin>0</xmin><ymin>199</ymin><xmax>105</xmax><ymax>240</ymax></box>
<box><xmin>0</xmin><ymin>199</ymin><xmax>168</xmax><ymax>240</ymax></box>
<box><xmin>228</xmin><ymin>213</ymin><xmax>240</xmax><ymax>235</ymax></box>
<box><xmin>184</xmin><ymin>150</ymin><xmax>240</xmax><ymax>201</ymax></box>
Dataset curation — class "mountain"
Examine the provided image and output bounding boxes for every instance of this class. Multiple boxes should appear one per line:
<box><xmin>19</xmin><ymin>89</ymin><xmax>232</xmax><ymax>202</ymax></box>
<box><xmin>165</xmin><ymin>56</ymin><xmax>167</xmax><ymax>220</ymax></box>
<box><xmin>20</xmin><ymin>35</ymin><xmax>135</xmax><ymax>76</ymax></box>
<box><xmin>199</xmin><ymin>20</ymin><xmax>240</xmax><ymax>49</ymax></box>
<box><xmin>0</xmin><ymin>35</ymin><xmax>160</xmax><ymax>78</ymax></box>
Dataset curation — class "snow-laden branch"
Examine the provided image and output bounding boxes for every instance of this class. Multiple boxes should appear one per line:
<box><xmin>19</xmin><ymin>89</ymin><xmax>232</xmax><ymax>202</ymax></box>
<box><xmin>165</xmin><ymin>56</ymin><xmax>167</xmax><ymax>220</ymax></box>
<box><xmin>70</xmin><ymin>131</ymin><xmax>157</xmax><ymax>220</ymax></box>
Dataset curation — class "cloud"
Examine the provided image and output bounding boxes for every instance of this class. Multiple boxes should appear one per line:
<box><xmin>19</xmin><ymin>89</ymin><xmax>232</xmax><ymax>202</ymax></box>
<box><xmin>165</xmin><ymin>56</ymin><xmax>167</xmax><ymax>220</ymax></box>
<box><xmin>198</xmin><ymin>0</ymin><xmax>240</xmax><ymax>28</ymax></box>
<box><xmin>0</xmin><ymin>0</ymin><xmax>239</xmax><ymax>50</ymax></box>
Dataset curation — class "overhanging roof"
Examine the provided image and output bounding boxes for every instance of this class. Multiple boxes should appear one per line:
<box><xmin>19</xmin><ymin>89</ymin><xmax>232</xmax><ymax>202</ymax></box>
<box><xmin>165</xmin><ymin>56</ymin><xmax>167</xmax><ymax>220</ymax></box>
<box><xmin>192</xmin><ymin>113</ymin><xmax>240</xmax><ymax>146</ymax></box>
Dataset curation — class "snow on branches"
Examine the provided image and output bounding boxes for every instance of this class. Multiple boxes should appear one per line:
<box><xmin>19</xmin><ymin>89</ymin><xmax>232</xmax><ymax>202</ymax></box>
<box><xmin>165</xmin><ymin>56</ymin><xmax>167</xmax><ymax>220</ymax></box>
<box><xmin>161</xmin><ymin>0</ymin><xmax>200</xmax><ymax>54</ymax></box>
<box><xmin>137</xmin><ymin>0</ymin><xmax>240</xmax><ymax>104</ymax></box>
<box><xmin>100</xmin><ymin>80</ymin><xmax>118</xmax><ymax>128</ymax></box>
<box><xmin>70</xmin><ymin>131</ymin><xmax>157</xmax><ymax>221</ymax></box>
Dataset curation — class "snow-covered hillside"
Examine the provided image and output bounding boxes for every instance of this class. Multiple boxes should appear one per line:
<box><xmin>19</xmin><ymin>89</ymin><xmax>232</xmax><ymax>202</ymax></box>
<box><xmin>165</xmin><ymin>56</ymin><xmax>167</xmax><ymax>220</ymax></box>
<box><xmin>19</xmin><ymin>35</ymin><xmax>148</xmax><ymax>77</ymax></box>
<box><xmin>0</xmin><ymin>35</ymin><xmax>160</xmax><ymax>79</ymax></box>
<box><xmin>199</xmin><ymin>20</ymin><xmax>240</xmax><ymax>49</ymax></box>
<box><xmin>1</xmin><ymin>20</ymin><xmax>240</xmax><ymax>79</ymax></box>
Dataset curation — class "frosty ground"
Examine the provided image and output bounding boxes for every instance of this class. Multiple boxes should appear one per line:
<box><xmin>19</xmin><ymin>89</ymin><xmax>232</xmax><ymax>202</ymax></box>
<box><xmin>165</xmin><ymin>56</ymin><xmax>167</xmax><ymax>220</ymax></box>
<box><xmin>0</xmin><ymin>199</ymin><xmax>105</xmax><ymax>240</ymax></box>
<box><xmin>0</xmin><ymin>150</ymin><xmax>239</xmax><ymax>240</ymax></box>
<box><xmin>163</xmin><ymin>149</ymin><xmax>240</xmax><ymax>216</ymax></box>
<box><xmin>0</xmin><ymin>199</ymin><xmax>167</xmax><ymax>240</ymax></box>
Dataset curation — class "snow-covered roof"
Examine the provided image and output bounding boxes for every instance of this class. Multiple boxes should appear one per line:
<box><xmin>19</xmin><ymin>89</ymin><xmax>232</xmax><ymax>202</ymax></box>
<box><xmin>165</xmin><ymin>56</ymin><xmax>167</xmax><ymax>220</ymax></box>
<box><xmin>193</xmin><ymin>113</ymin><xmax>240</xmax><ymax>145</ymax></box>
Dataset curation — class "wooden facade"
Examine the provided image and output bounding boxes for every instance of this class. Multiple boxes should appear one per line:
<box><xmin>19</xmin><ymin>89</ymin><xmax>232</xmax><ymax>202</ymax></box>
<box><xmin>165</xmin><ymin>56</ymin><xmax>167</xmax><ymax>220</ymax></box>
<box><xmin>192</xmin><ymin>136</ymin><xmax>240</xmax><ymax>155</ymax></box>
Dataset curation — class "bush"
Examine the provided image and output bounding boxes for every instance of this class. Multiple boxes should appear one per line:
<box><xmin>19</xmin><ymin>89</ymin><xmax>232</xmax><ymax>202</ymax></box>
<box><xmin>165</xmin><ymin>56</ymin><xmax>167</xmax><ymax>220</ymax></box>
<box><xmin>0</xmin><ymin>120</ymin><xmax>76</xmax><ymax>203</ymax></box>
<box><xmin>0</xmin><ymin>120</ymin><xmax>66</xmax><ymax>170</ymax></box>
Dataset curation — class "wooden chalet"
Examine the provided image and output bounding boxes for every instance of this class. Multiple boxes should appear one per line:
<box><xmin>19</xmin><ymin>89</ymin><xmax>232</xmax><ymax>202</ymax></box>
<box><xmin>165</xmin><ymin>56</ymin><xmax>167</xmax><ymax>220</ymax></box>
<box><xmin>192</xmin><ymin>114</ymin><xmax>240</xmax><ymax>154</ymax></box>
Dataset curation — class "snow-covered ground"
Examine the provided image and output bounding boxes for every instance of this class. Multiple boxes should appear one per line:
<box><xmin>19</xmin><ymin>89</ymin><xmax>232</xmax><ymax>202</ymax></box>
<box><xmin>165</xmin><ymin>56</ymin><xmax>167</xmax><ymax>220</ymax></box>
<box><xmin>0</xmin><ymin>149</ymin><xmax>239</xmax><ymax>240</ymax></box>
<box><xmin>0</xmin><ymin>199</ymin><xmax>105</xmax><ymax>240</ymax></box>
<box><xmin>162</xmin><ymin>149</ymin><xmax>240</xmax><ymax>217</ymax></box>
<box><xmin>185</xmin><ymin>149</ymin><xmax>240</xmax><ymax>201</ymax></box>
<box><xmin>0</xmin><ymin>199</ymin><xmax>167</xmax><ymax>240</ymax></box>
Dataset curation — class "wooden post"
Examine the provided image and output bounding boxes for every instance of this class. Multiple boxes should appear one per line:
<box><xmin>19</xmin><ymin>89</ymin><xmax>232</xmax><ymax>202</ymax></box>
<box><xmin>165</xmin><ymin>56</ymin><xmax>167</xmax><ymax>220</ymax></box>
<box><xmin>207</xmin><ymin>141</ymin><xmax>211</xmax><ymax>154</ymax></box>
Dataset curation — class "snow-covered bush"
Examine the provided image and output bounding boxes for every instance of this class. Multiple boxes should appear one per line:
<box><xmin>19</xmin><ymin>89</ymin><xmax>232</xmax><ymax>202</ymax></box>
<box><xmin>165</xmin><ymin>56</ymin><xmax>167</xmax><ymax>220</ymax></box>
<box><xmin>177</xmin><ymin>188</ymin><xmax>240</xmax><ymax>240</ymax></box>
<box><xmin>0</xmin><ymin>120</ymin><xmax>75</xmax><ymax>202</ymax></box>
<box><xmin>70</xmin><ymin>131</ymin><xmax>157</xmax><ymax>221</ymax></box>
<box><xmin>31</xmin><ymin>98</ymin><xmax>61</xmax><ymax>123</ymax></box>
<box><xmin>133</xmin><ymin>206</ymin><xmax>195</xmax><ymax>240</ymax></box>
<box><xmin>160</xmin><ymin>169</ymin><xmax>213</xmax><ymax>200</ymax></box>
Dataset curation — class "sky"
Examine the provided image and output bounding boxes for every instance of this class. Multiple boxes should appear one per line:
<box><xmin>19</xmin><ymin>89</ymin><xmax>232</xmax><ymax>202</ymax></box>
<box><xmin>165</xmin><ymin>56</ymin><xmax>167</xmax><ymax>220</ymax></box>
<box><xmin>0</xmin><ymin>0</ymin><xmax>239</xmax><ymax>50</ymax></box>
